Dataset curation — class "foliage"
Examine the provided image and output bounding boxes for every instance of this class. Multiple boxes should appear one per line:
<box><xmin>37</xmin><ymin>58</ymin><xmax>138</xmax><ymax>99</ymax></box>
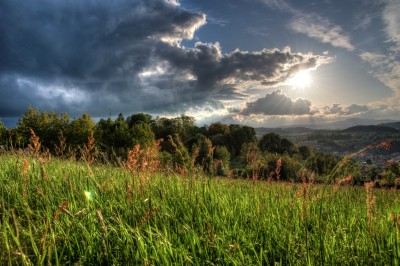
<box><xmin>162</xmin><ymin>134</ymin><xmax>191</xmax><ymax>172</ymax></box>
<box><xmin>188</xmin><ymin>134</ymin><xmax>214</xmax><ymax>174</ymax></box>
<box><xmin>379</xmin><ymin>161</ymin><xmax>400</xmax><ymax>188</ymax></box>
<box><xmin>126</xmin><ymin>113</ymin><xmax>153</xmax><ymax>128</ymax></box>
<box><xmin>65</xmin><ymin>113</ymin><xmax>96</xmax><ymax>149</ymax></box>
<box><xmin>259</xmin><ymin>132</ymin><xmax>298</xmax><ymax>156</ymax></box>
<box><xmin>5</xmin><ymin>106</ymin><xmax>399</xmax><ymax>186</ymax></box>
<box><xmin>95</xmin><ymin>115</ymin><xmax>133</xmax><ymax>158</ymax></box>
<box><xmin>227</xmin><ymin>124</ymin><xmax>257</xmax><ymax>157</ymax></box>
<box><xmin>214</xmin><ymin>145</ymin><xmax>230</xmax><ymax>176</ymax></box>
<box><xmin>153</xmin><ymin>115</ymin><xmax>198</xmax><ymax>144</ymax></box>
<box><xmin>0</xmin><ymin>121</ymin><xmax>6</xmax><ymax>145</ymax></box>
<box><xmin>131</xmin><ymin>122</ymin><xmax>156</xmax><ymax>148</ymax></box>
<box><xmin>306</xmin><ymin>152</ymin><xmax>340</xmax><ymax>177</ymax></box>
<box><xmin>16</xmin><ymin>106</ymin><xmax>70</xmax><ymax>151</ymax></box>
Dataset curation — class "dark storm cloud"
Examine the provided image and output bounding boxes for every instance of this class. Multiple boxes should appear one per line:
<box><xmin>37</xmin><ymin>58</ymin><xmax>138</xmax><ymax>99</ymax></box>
<box><xmin>158</xmin><ymin>42</ymin><xmax>326</xmax><ymax>87</ymax></box>
<box><xmin>0</xmin><ymin>0</ymin><xmax>330</xmax><ymax>118</ymax></box>
<box><xmin>0</xmin><ymin>0</ymin><xmax>205</xmax><ymax>78</ymax></box>
<box><xmin>240</xmin><ymin>90</ymin><xmax>314</xmax><ymax>116</ymax></box>
<box><xmin>0</xmin><ymin>0</ymin><xmax>206</xmax><ymax>116</ymax></box>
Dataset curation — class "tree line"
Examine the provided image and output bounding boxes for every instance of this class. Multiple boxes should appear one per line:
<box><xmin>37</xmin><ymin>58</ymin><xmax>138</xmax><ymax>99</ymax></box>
<box><xmin>1</xmin><ymin>107</ymin><xmax>398</xmax><ymax>186</ymax></box>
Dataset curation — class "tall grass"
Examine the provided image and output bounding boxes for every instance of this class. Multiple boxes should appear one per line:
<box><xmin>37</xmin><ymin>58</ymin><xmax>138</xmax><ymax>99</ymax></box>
<box><xmin>0</xmin><ymin>153</ymin><xmax>399</xmax><ymax>265</ymax></box>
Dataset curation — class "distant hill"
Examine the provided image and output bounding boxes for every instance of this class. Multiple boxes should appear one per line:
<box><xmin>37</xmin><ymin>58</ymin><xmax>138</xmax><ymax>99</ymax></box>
<box><xmin>378</xmin><ymin>122</ymin><xmax>400</xmax><ymax>130</ymax></box>
<box><xmin>255</xmin><ymin>119</ymin><xmax>400</xmax><ymax>136</ymax></box>
<box><xmin>290</xmin><ymin>118</ymin><xmax>397</xmax><ymax>130</ymax></box>
<box><xmin>342</xmin><ymin>125</ymin><xmax>399</xmax><ymax>133</ymax></box>
<box><xmin>255</xmin><ymin>126</ymin><xmax>314</xmax><ymax>137</ymax></box>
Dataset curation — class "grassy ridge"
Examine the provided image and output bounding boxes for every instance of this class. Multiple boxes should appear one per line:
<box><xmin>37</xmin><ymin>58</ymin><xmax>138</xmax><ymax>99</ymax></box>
<box><xmin>0</xmin><ymin>154</ymin><xmax>399</xmax><ymax>265</ymax></box>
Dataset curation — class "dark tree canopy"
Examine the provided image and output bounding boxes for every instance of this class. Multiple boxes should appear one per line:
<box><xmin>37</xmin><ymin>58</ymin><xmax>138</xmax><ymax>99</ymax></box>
<box><xmin>8</xmin><ymin>107</ymin><xmax>364</xmax><ymax>182</ymax></box>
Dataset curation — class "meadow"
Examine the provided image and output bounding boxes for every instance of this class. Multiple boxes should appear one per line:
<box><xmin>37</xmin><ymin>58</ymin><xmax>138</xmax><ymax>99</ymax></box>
<box><xmin>0</xmin><ymin>153</ymin><xmax>399</xmax><ymax>265</ymax></box>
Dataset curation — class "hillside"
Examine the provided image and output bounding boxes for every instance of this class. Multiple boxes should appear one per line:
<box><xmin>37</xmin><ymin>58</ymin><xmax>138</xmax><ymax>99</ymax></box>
<box><xmin>342</xmin><ymin>125</ymin><xmax>400</xmax><ymax>133</ymax></box>
<box><xmin>379</xmin><ymin>121</ymin><xmax>400</xmax><ymax>130</ymax></box>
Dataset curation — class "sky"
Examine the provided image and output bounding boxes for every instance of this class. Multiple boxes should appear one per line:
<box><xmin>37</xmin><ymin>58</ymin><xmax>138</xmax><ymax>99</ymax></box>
<box><xmin>0</xmin><ymin>0</ymin><xmax>399</xmax><ymax>128</ymax></box>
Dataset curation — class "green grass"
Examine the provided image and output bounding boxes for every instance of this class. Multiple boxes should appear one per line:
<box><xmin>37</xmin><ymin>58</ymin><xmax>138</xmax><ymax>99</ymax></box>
<box><xmin>0</xmin><ymin>153</ymin><xmax>399</xmax><ymax>265</ymax></box>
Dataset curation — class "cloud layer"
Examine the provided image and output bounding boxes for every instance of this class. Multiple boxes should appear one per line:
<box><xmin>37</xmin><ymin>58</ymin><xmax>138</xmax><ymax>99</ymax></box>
<box><xmin>0</xmin><ymin>0</ymin><xmax>330</xmax><ymax>118</ymax></box>
<box><xmin>289</xmin><ymin>13</ymin><xmax>355</xmax><ymax>51</ymax></box>
<box><xmin>240</xmin><ymin>90</ymin><xmax>314</xmax><ymax>116</ymax></box>
<box><xmin>258</xmin><ymin>0</ymin><xmax>354</xmax><ymax>51</ymax></box>
<box><xmin>359</xmin><ymin>0</ymin><xmax>400</xmax><ymax>104</ymax></box>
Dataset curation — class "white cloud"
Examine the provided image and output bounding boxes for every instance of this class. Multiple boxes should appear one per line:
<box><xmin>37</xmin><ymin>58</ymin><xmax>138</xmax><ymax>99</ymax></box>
<box><xmin>358</xmin><ymin>0</ymin><xmax>400</xmax><ymax>108</ymax></box>
<box><xmin>289</xmin><ymin>13</ymin><xmax>355</xmax><ymax>51</ymax></box>
<box><xmin>259</xmin><ymin>0</ymin><xmax>292</xmax><ymax>11</ymax></box>
<box><xmin>382</xmin><ymin>0</ymin><xmax>400</xmax><ymax>51</ymax></box>
<box><xmin>360</xmin><ymin>51</ymin><xmax>400</xmax><ymax>96</ymax></box>
<box><xmin>258</xmin><ymin>0</ymin><xmax>355</xmax><ymax>51</ymax></box>
<box><xmin>240</xmin><ymin>90</ymin><xmax>315</xmax><ymax>116</ymax></box>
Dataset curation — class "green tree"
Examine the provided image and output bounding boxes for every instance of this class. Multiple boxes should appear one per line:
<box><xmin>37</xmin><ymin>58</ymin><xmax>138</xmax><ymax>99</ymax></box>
<box><xmin>95</xmin><ymin>114</ymin><xmax>133</xmax><ymax>158</ymax></box>
<box><xmin>207</xmin><ymin>122</ymin><xmax>230</xmax><ymax>147</ymax></box>
<box><xmin>299</xmin><ymin>145</ymin><xmax>313</xmax><ymax>160</ymax></box>
<box><xmin>241</xmin><ymin>142</ymin><xmax>261</xmax><ymax>180</ymax></box>
<box><xmin>0</xmin><ymin>121</ymin><xmax>6</xmax><ymax>146</ymax></box>
<box><xmin>189</xmin><ymin>134</ymin><xmax>214</xmax><ymax>174</ymax></box>
<box><xmin>66</xmin><ymin>113</ymin><xmax>96</xmax><ymax>148</ymax></box>
<box><xmin>154</xmin><ymin>115</ymin><xmax>198</xmax><ymax>144</ymax></box>
<box><xmin>17</xmin><ymin>107</ymin><xmax>70</xmax><ymax>151</ymax></box>
<box><xmin>259</xmin><ymin>132</ymin><xmax>297</xmax><ymax>156</ymax></box>
<box><xmin>208</xmin><ymin>122</ymin><xmax>230</xmax><ymax>136</ymax></box>
<box><xmin>214</xmin><ymin>145</ymin><xmax>230</xmax><ymax>176</ymax></box>
<box><xmin>17</xmin><ymin>106</ymin><xmax>43</xmax><ymax>145</ymax></box>
<box><xmin>306</xmin><ymin>152</ymin><xmax>340</xmax><ymax>177</ymax></box>
<box><xmin>227</xmin><ymin>125</ymin><xmax>256</xmax><ymax>157</ymax></box>
<box><xmin>41</xmin><ymin>112</ymin><xmax>70</xmax><ymax>151</ymax></box>
<box><xmin>259</xmin><ymin>132</ymin><xmax>282</xmax><ymax>154</ymax></box>
<box><xmin>162</xmin><ymin>134</ymin><xmax>191</xmax><ymax>171</ymax></box>
<box><xmin>131</xmin><ymin>123</ymin><xmax>156</xmax><ymax>148</ymax></box>
<box><xmin>126</xmin><ymin>113</ymin><xmax>153</xmax><ymax>128</ymax></box>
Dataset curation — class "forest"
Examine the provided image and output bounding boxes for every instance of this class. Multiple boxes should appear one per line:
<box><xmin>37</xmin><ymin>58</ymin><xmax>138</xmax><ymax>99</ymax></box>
<box><xmin>1</xmin><ymin>107</ymin><xmax>399</xmax><ymax>187</ymax></box>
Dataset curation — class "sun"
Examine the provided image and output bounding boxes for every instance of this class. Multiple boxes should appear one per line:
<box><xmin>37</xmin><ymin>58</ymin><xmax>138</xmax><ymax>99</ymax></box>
<box><xmin>285</xmin><ymin>70</ymin><xmax>313</xmax><ymax>88</ymax></box>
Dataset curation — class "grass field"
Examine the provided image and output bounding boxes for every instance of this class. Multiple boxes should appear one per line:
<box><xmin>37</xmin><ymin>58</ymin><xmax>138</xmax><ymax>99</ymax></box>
<box><xmin>1</xmin><ymin>153</ymin><xmax>399</xmax><ymax>265</ymax></box>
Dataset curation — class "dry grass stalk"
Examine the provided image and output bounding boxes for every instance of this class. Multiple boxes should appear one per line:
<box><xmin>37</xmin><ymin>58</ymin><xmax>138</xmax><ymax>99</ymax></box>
<box><xmin>54</xmin><ymin>200</ymin><xmax>73</xmax><ymax>220</ymax></box>
<box><xmin>245</xmin><ymin>143</ymin><xmax>260</xmax><ymax>182</ymax></box>
<box><xmin>390</xmin><ymin>213</ymin><xmax>400</xmax><ymax>227</ymax></box>
<box><xmin>365</xmin><ymin>181</ymin><xmax>376</xmax><ymax>228</ymax></box>
<box><xmin>126</xmin><ymin>140</ymin><xmax>162</xmax><ymax>191</ymax></box>
<box><xmin>127</xmin><ymin>140</ymin><xmax>162</xmax><ymax>174</ymax></box>
<box><xmin>337</xmin><ymin>175</ymin><xmax>353</xmax><ymax>186</ymax></box>
<box><xmin>82</xmin><ymin>131</ymin><xmax>95</xmax><ymax>165</ymax></box>
<box><xmin>39</xmin><ymin>148</ymin><xmax>51</xmax><ymax>180</ymax></box>
<box><xmin>275</xmin><ymin>157</ymin><xmax>282</xmax><ymax>180</ymax></box>
<box><xmin>268</xmin><ymin>157</ymin><xmax>282</xmax><ymax>182</ymax></box>
<box><xmin>191</xmin><ymin>145</ymin><xmax>200</xmax><ymax>168</ymax></box>
<box><xmin>26</xmin><ymin>128</ymin><xmax>51</xmax><ymax>180</ymax></box>
<box><xmin>21</xmin><ymin>159</ymin><xmax>30</xmax><ymax>201</ymax></box>
<box><xmin>126</xmin><ymin>181</ymin><xmax>133</xmax><ymax>202</ymax></box>
<box><xmin>28</xmin><ymin>128</ymin><xmax>41</xmax><ymax>157</ymax></box>
<box><xmin>55</xmin><ymin>130</ymin><xmax>67</xmax><ymax>157</ymax></box>
<box><xmin>127</xmin><ymin>144</ymin><xmax>142</xmax><ymax>173</ymax></box>
<box><xmin>11</xmin><ymin>208</ymin><xmax>19</xmax><ymax>239</ymax></box>
<box><xmin>139</xmin><ymin>207</ymin><xmax>158</xmax><ymax>225</ymax></box>
<box><xmin>212</xmin><ymin>159</ymin><xmax>222</xmax><ymax>177</ymax></box>
<box><xmin>96</xmin><ymin>209</ymin><xmax>107</xmax><ymax>234</ymax></box>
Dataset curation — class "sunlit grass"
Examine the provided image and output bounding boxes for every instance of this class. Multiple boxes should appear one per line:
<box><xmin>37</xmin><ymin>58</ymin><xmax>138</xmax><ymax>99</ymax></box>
<box><xmin>0</xmin><ymin>153</ymin><xmax>399</xmax><ymax>265</ymax></box>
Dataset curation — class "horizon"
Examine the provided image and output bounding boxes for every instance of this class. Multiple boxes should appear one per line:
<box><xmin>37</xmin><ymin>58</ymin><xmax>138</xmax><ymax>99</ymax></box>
<box><xmin>1</xmin><ymin>0</ymin><xmax>399</xmax><ymax>128</ymax></box>
<box><xmin>1</xmin><ymin>108</ymin><xmax>398</xmax><ymax>131</ymax></box>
